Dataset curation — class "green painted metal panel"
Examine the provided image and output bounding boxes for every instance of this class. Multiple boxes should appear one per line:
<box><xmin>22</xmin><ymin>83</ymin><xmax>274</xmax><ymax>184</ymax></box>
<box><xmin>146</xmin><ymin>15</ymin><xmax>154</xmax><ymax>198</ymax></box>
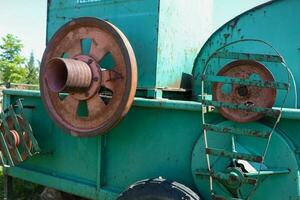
<box><xmin>4</xmin><ymin>90</ymin><xmax>203</xmax><ymax>199</ymax></box>
<box><xmin>155</xmin><ymin>0</ymin><xmax>212</xmax><ymax>89</ymax></box>
<box><xmin>3</xmin><ymin>88</ymin><xmax>300</xmax><ymax>199</ymax></box>
<box><xmin>5</xmin><ymin>1</ymin><xmax>300</xmax><ymax>199</ymax></box>
<box><xmin>192</xmin><ymin>120</ymin><xmax>300</xmax><ymax>199</ymax></box>
<box><xmin>47</xmin><ymin>0</ymin><xmax>159</xmax><ymax>89</ymax></box>
<box><xmin>47</xmin><ymin>0</ymin><xmax>213</xmax><ymax>91</ymax></box>
<box><xmin>193</xmin><ymin>0</ymin><xmax>300</xmax><ymax>108</ymax></box>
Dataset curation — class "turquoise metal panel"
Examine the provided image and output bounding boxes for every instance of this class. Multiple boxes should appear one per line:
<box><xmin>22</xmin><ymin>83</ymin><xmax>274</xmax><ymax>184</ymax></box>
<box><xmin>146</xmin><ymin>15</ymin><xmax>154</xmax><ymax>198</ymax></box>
<box><xmin>4</xmin><ymin>89</ymin><xmax>300</xmax><ymax>199</ymax></box>
<box><xmin>193</xmin><ymin>0</ymin><xmax>300</xmax><ymax>108</ymax></box>
<box><xmin>4</xmin><ymin>90</ymin><xmax>203</xmax><ymax>199</ymax></box>
<box><xmin>155</xmin><ymin>0</ymin><xmax>213</xmax><ymax>89</ymax></box>
<box><xmin>47</xmin><ymin>0</ymin><xmax>159</xmax><ymax>89</ymax></box>
<box><xmin>6</xmin><ymin>1</ymin><xmax>300</xmax><ymax>199</ymax></box>
<box><xmin>192</xmin><ymin>121</ymin><xmax>300</xmax><ymax>200</ymax></box>
<box><xmin>47</xmin><ymin>0</ymin><xmax>213</xmax><ymax>92</ymax></box>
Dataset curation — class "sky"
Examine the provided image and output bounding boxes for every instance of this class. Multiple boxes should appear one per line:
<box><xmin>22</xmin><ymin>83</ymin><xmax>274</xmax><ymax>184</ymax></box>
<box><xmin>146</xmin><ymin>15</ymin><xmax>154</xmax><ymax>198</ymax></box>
<box><xmin>0</xmin><ymin>0</ymin><xmax>269</xmax><ymax>61</ymax></box>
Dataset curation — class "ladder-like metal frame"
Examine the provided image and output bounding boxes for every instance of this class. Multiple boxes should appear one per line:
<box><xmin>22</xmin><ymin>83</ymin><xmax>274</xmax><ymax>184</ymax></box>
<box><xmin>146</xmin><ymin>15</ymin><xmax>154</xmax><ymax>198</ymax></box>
<box><xmin>0</xmin><ymin>99</ymin><xmax>40</xmax><ymax>167</ymax></box>
<box><xmin>200</xmin><ymin>39</ymin><xmax>292</xmax><ymax>200</ymax></box>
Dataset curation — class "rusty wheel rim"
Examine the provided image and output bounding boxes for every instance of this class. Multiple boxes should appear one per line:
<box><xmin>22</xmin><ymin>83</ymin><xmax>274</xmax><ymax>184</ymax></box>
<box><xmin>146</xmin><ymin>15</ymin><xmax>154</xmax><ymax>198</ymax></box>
<box><xmin>0</xmin><ymin>116</ymin><xmax>32</xmax><ymax>164</ymax></box>
<box><xmin>40</xmin><ymin>17</ymin><xmax>137</xmax><ymax>137</ymax></box>
<box><xmin>213</xmin><ymin>60</ymin><xmax>276</xmax><ymax>122</ymax></box>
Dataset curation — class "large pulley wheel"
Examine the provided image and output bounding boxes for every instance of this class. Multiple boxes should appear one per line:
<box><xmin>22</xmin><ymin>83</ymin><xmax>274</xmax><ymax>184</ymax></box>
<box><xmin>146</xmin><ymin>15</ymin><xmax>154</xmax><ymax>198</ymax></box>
<box><xmin>213</xmin><ymin>60</ymin><xmax>276</xmax><ymax>122</ymax></box>
<box><xmin>40</xmin><ymin>17</ymin><xmax>137</xmax><ymax>137</ymax></box>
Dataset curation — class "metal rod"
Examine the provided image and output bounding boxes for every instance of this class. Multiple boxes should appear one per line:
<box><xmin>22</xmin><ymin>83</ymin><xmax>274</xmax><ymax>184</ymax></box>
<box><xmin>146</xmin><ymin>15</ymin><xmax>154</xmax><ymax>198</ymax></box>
<box><xmin>204</xmin><ymin>75</ymin><xmax>289</xmax><ymax>90</ymax></box>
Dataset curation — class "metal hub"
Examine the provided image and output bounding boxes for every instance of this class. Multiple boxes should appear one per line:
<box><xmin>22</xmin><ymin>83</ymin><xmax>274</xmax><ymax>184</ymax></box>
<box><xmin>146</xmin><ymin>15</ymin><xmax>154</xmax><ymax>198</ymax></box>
<box><xmin>46</xmin><ymin>55</ymin><xmax>101</xmax><ymax>101</ymax></box>
<box><xmin>213</xmin><ymin>60</ymin><xmax>276</xmax><ymax>122</ymax></box>
<box><xmin>224</xmin><ymin>167</ymin><xmax>244</xmax><ymax>189</ymax></box>
<box><xmin>40</xmin><ymin>17</ymin><xmax>137</xmax><ymax>137</ymax></box>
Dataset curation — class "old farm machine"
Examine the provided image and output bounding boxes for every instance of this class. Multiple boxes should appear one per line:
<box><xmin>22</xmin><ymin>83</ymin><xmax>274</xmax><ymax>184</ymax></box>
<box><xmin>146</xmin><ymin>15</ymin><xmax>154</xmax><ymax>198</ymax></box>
<box><xmin>1</xmin><ymin>0</ymin><xmax>300</xmax><ymax>199</ymax></box>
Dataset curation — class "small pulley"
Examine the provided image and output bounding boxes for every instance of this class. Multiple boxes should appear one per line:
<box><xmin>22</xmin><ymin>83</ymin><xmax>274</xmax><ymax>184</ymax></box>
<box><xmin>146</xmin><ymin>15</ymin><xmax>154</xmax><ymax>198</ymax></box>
<box><xmin>0</xmin><ymin>117</ymin><xmax>32</xmax><ymax>164</ymax></box>
<box><xmin>213</xmin><ymin>60</ymin><xmax>276</xmax><ymax>122</ymax></box>
<box><xmin>0</xmin><ymin>99</ymin><xmax>40</xmax><ymax>167</ymax></box>
<box><xmin>40</xmin><ymin>17</ymin><xmax>137</xmax><ymax>137</ymax></box>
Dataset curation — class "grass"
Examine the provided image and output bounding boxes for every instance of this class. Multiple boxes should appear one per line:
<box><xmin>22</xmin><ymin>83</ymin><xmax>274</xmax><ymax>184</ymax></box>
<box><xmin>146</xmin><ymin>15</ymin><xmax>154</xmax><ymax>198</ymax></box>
<box><xmin>0</xmin><ymin>167</ymin><xmax>87</xmax><ymax>199</ymax></box>
<box><xmin>0</xmin><ymin>167</ymin><xmax>44</xmax><ymax>200</ymax></box>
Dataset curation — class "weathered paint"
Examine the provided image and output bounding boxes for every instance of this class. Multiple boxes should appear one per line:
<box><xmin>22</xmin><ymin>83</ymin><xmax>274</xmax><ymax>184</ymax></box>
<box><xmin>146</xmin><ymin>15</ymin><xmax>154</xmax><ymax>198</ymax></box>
<box><xmin>4</xmin><ymin>90</ymin><xmax>203</xmax><ymax>199</ymax></box>
<box><xmin>3</xmin><ymin>86</ymin><xmax>300</xmax><ymax>199</ymax></box>
<box><xmin>191</xmin><ymin>1</ymin><xmax>300</xmax><ymax>199</ymax></box>
<box><xmin>47</xmin><ymin>0</ymin><xmax>213</xmax><ymax>92</ymax></box>
<box><xmin>193</xmin><ymin>0</ymin><xmax>300</xmax><ymax>108</ymax></box>
<box><xmin>4</xmin><ymin>0</ymin><xmax>300</xmax><ymax>199</ymax></box>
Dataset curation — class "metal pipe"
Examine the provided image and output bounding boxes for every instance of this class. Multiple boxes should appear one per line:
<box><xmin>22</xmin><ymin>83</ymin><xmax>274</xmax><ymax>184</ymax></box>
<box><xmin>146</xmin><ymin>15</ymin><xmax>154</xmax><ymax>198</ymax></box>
<box><xmin>45</xmin><ymin>58</ymin><xmax>92</xmax><ymax>93</ymax></box>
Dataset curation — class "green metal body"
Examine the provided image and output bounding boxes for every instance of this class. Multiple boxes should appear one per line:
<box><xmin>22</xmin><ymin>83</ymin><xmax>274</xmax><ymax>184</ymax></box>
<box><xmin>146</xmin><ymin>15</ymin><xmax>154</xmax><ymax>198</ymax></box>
<box><xmin>47</xmin><ymin>0</ymin><xmax>212</xmax><ymax>94</ymax></box>
<box><xmin>4</xmin><ymin>90</ymin><xmax>202</xmax><ymax>199</ymax></box>
<box><xmin>4</xmin><ymin>0</ymin><xmax>300</xmax><ymax>200</ymax></box>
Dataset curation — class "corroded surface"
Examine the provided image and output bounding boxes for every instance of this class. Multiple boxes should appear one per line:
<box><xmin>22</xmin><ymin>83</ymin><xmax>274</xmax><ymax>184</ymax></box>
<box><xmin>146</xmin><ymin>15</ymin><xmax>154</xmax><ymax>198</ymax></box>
<box><xmin>213</xmin><ymin>60</ymin><xmax>276</xmax><ymax>122</ymax></box>
<box><xmin>40</xmin><ymin>18</ymin><xmax>137</xmax><ymax>137</ymax></box>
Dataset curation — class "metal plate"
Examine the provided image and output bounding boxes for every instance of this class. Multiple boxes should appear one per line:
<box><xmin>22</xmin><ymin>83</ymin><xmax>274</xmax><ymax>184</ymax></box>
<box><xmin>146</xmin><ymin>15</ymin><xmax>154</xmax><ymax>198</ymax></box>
<box><xmin>213</xmin><ymin>60</ymin><xmax>276</xmax><ymax>122</ymax></box>
<box><xmin>40</xmin><ymin>17</ymin><xmax>137</xmax><ymax>137</ymax></box>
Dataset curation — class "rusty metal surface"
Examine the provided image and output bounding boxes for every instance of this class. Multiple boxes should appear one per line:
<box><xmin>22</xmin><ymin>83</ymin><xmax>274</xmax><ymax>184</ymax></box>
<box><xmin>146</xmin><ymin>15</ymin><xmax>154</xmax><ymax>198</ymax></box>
<box><xmin>46</xmin><ymin>58</ymin><xmax>92</xmax><ymax>93</ymax></box>
<box><xmin>213</xmin><ymin>60</ymin><xmax>276</xmax><ymax>122</ymax></box>
<box><xmin>40</xmin><ymin>17</ymin><xmax>137</xmax><ymax>137</ymax></box>
<box><xmin>203</xmin><ymin>123</ymin><xmax>270</xmax><ymax>138</ymax></box>
<box><xmin>0</xmin><ymin>116</ymin><xmax>32</xmax><ymax>164</ymax></box>
<box><xmin>205</xmin><ymin>148</ymin><xmax>263</xmax><ymax>163</ymax></box>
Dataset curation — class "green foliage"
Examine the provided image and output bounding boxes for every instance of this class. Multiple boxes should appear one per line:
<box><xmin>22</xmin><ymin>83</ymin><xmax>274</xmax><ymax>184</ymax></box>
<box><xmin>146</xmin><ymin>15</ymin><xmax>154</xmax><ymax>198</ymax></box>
<box><xmin>0</xmin><ymin>60</ymin><xmax>28</xmax><ymax>83</ymax></box>
<box><xmin>0</xmin><ymin>34</ymin><xmax>39</xmax><ymax>84</ymax></box>
<box><xmin>0</xmin><ymin>34</ymin><xmax>23</xmax><ymax>61</ymax></box>
<box><xmin>25</xmin><ymin>52</ymin><xmax>39</xmax><ymax>84</ymax></box>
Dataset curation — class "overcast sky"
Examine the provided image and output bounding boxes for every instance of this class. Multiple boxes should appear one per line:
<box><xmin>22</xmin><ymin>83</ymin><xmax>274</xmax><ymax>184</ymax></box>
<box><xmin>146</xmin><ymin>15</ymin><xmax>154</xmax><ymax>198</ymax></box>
<box><xmin>0</xmin><ymin>0</ymin><xmax>269</xmax><ymax>61</ymax></box>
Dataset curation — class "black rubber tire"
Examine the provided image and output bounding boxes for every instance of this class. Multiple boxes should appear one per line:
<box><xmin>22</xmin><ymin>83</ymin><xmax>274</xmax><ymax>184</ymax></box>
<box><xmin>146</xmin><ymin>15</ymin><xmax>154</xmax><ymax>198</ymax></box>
<box><xmin>117</xmin><ymin>178</ymin><xmax>201</xmax><ymax>200</ymax></box>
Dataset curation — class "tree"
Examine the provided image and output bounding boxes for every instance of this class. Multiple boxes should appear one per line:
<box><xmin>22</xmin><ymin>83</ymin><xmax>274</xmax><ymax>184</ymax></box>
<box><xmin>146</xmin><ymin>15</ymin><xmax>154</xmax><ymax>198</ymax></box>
<box><xmin>25</xmin><ymin>51</ymin><xmax>39</xmax><ymax>84</ymax></box>
<box><xmin>0</xmin><ymin>34</ymin><xmax>27</xmax><ymax>83</ymax></box>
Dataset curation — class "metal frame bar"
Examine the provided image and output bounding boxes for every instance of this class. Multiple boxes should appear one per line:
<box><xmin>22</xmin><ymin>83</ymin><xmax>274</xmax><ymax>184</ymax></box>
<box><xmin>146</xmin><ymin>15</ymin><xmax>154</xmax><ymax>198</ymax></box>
<box><xmin>212</xmin><ymin>51</ymin><xmax>283</xmax><ymax>63</ymax></box>
<box><xmin>202</xmin><ymin>100</ymin><xmax>280</xmax><ymax>117</ymax></box>
<box><xmin>204</xmin><ymin>75</ymin><xmax>289</xmax><ymax>90</ymax></box>
<box><xmin>203</xmin><ymin>124</ymin><xmax>270</xmax><ymax>138</ymax></box>
<box><xmin>205</xmin><ymin>148</ymin><xmax>263</xmax><ymax>163</ymax></box>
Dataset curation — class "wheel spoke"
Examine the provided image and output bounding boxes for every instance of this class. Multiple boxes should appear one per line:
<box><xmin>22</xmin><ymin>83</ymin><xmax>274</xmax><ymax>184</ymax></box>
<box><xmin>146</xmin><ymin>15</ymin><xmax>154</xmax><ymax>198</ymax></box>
<box><xmin>67</xmin><ymin>40</ymin><xmax>82</xmax><ymax>58</ymax></box>
<box><xmin>87</xmin><ymin>95</ymin><xmax>106</xmax><ymax>117</ymax></box>
<box><xmin>90</xmin><ymin>40</ymin><xmax>108</xmax><ymax>62</ymax></box>
<box><xmin>61</xmin><ymin>95</ymin><xmax>80</xmax><ymax>118</ymax></box>
<box><xmin>101</xmin><ymin>69</ymin><xmax>123</xmax><ymax>91</ymax></box>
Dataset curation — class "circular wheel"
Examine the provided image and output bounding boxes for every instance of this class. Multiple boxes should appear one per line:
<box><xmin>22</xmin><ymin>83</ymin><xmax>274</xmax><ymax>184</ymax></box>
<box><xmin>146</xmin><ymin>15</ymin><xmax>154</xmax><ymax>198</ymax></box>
<box><xmin>117</xmin><ymin>178</ymin><xmax>201</xmax><ymax>200</ymax></box>
<box><xmin>191</xmin><ymin>121</ymin><xmax>299</xmax><ymax>199</ymax></box>
<box><xmin>40</xmin><ymin>17</ymin><xmax>137</xmax><ymax>137</ymax></box>
<box><xmin>213</xmin><ymin>60</ymin><xmax>276</xmax><ymax>122</ymax></box>
<box><xmin>0</xmin><ymin>116</ymin><xmax>32</xmax><ymax>164</ymax></box>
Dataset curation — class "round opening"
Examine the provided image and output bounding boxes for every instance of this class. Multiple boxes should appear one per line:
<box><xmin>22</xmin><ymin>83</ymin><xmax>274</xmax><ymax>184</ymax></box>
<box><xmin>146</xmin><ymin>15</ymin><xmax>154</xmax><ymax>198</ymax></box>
<box><xmin>46</xmin><ymin>58</ymin><xmax>68</xmax><ymax>92</ymax></box>
<box><xmin>237</xmin><ymin>85</ymin><xmax>249</xmax><ymax>97</ymax></box>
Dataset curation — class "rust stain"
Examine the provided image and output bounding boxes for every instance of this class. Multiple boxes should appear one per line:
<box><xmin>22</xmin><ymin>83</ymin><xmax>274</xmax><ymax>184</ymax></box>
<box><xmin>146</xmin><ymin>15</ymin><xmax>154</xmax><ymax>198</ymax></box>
<box><xmin>212</xmin><ymin>60</ymin><xmax>276</xmax><ymax>123</ymax></box>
